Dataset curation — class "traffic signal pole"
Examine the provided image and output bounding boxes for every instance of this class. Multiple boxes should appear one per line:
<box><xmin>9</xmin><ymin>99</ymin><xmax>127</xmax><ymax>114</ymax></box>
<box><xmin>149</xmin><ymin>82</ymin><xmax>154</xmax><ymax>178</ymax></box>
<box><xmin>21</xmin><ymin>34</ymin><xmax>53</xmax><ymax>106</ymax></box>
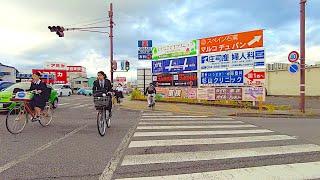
<box><xmin>109</xmin><ymin>3</ymin><xmax>114</xmax><ymax>83</ymax></box>
<box><xmin>300</xmin><ymin>0</ymin><xmax>306</xmax><ymax>113</ymax></box>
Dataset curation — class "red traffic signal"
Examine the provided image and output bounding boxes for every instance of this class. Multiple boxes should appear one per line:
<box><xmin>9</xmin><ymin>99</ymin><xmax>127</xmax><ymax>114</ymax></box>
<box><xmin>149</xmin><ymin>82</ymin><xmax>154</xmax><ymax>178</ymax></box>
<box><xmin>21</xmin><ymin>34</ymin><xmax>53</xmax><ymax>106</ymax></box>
<box><xmin>125</xmin><ymin>61</ymin><xmax>130</xmax><ymax>71</ymax></box>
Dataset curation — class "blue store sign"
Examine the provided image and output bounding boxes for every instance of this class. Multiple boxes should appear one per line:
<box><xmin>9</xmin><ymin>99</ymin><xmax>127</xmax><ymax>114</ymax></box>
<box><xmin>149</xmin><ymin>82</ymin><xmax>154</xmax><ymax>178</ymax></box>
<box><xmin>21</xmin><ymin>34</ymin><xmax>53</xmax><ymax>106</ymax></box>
<box><xmin>152</xmin><ymin>56</ymin><xmax>197</xmax><ymax>74</ymax></box>
<box><xmin>201</xmin><ymin>70</ymin><xmax>244</xmax><ymax>86</ymax></box>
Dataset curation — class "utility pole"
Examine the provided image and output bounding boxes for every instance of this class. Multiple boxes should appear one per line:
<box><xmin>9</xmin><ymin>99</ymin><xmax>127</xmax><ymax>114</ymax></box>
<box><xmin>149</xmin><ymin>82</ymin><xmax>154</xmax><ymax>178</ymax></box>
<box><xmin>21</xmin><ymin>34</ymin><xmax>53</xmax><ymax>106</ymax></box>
<box><xmin>300</xmin><ymin>0</ymin><xmax>306</xmax><ymax>113</ymax></box>
<box><xmin>109</xmin><ymin>3</ymin><xmax>114</xmax><ymax>83</ymax></box>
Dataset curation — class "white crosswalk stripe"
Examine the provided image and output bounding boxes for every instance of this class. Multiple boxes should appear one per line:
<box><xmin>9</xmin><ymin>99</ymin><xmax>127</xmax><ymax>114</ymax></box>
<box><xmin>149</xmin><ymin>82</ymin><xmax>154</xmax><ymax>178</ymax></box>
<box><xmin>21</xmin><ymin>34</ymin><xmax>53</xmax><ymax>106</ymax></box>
<box><xmin>140</xmin><ymin>118</ymin><xmax>233</xmax><ymax>121</ymax></box>
<box><xmin>113</xmin><ymin>112</ymin><xmax>320</xmax><ymax>180</ymax></box>
<box><xmin>116</xmin><ymin>161</ymin><xmax>320</xmax><ymax>180</ymax></box>
<box><xmin>139</xmin><ymin>121</ymin><xmax>245</xmax><ymax>125</ymax></box>
<box><xmin>133</xmin><ymin>129</ymin><xmax>273</xmax><ymax>137</ymax></box>
<box><xmin>128</xmin><ymin>135</ymin><xmax>296</xmax><ymax>148</ymax></box>
<box><xmin>137</xmin><ymin>124</ymin><xmax>256</xmax><ymax>130</ymax></box>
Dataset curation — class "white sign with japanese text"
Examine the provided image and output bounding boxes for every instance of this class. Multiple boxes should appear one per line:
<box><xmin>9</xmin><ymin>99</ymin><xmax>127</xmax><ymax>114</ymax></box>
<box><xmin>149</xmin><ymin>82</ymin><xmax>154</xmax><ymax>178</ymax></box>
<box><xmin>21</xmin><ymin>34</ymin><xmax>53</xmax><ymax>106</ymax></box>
<box><xmin>200</xmin><ymin>68</ymin><xmax>266</xmax><ymax>87</ymax></box>
<box><xmin>200</xmin><ymin>48</ymin><xmax>265</xmax><ymax>71</ymax></box>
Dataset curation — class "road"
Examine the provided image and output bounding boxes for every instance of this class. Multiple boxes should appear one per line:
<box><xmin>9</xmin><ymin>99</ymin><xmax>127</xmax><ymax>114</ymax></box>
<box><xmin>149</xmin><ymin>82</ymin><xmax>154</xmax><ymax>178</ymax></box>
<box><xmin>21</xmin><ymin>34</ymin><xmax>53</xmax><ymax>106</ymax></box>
<box><xmin>0</xmin><ymin>95</ymin><xmax>140</xmax><ymax>180</ymax></box>
<box><xmin>1</xmin><ymin>96</ymin><xmax>320</xmax><ymax>179</ymax></box>
<box><xmin>112</xmin><ymin>113</ymin><xmax>320</xmax><ymax>179</ymax></box>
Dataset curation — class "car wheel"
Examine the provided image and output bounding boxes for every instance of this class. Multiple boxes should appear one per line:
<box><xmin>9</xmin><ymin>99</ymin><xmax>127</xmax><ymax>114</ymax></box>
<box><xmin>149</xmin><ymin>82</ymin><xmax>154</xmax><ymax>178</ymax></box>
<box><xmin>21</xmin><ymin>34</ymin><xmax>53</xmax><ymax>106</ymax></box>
<box><xmin>89</xmin><ymin>93</ymin><xmax>92</xmax><ymax>96</ymax></box>
<box><xmin>52</xmin><ymin>98</ymin><xmax>59</xmax><ymax>109</ymax></box>
<box><xmin>68</xmin><ymin>92</ymin><xmax>71</xmax><ymax>96</ymax></box>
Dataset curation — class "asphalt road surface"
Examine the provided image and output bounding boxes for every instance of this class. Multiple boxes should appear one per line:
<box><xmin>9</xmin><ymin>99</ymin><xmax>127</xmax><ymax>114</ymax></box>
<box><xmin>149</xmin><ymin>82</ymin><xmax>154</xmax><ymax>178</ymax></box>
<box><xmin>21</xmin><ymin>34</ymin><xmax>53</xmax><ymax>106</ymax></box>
<box><xmin>0</xmin><ymin>95</ymin><xmax>140</xmax><ymax>180</ymax></box>
<box><xmin>1</xmin><ymin>95</ymin><xmax>320</xmax><ymax>179</ymax></box>
<box><xmin>112</xmin><ymin>113</ymin><xmax>320</xmax><ymax>179</ymax></box>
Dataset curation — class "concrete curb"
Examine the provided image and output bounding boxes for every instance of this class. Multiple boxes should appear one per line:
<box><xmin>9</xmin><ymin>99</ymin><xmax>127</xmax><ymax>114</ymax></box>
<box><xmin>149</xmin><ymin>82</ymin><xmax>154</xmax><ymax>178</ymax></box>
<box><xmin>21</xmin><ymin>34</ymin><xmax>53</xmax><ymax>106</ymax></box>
<box><xmin>230</xmin><ymin>113</ymin><xmax>320</xmax><ymax>118</ymax></box>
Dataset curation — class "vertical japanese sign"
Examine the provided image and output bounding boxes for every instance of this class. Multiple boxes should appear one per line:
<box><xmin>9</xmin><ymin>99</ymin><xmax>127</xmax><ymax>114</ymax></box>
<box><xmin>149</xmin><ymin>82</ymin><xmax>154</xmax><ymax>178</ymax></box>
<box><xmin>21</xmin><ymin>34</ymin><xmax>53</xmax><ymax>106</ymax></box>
<box><xmin>200</xmin><ymin>29</ymin><xmax>263</xmax><ymax>54</ymax></box>
<box><xmin>138</xmin><ymin>40</ymin><xmax>152</xmax><ymax>60</ymax></box>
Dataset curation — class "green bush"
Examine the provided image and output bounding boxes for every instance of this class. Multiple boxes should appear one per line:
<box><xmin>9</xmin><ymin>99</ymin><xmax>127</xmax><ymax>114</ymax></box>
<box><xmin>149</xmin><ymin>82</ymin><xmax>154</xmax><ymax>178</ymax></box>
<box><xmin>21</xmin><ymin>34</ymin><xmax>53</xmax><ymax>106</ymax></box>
<box><xmin>131</xmin><ymin>89</ymin><xmax>144</xmax><ymax>100</ymax></box>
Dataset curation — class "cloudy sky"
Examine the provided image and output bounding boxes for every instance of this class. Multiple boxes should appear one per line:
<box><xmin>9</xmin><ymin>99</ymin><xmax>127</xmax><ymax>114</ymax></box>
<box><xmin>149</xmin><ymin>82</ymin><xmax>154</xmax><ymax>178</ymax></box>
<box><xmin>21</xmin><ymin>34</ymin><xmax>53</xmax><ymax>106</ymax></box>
<box><xmin>0</xmin><ymin>0</ymin><xmax>319</xmax><ymax>79</ymax></box>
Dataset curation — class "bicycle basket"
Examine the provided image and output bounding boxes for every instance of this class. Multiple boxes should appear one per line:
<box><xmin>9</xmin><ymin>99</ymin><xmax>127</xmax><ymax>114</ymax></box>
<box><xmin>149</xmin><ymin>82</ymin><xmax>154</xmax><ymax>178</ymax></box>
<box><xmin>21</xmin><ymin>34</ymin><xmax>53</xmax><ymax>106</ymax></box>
<box><xmin>94</xmin><ymin>96</ymin><xmax>111</xmax><ymax>108</ymax></box>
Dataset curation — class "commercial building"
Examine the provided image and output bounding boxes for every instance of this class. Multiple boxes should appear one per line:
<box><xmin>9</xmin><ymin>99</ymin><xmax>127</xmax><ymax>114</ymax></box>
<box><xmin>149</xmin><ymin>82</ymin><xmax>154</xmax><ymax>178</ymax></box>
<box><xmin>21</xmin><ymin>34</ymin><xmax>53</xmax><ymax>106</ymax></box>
<box><xmin>32</xmin><ymin>62</ymin><xmax>87</xmax><ymax>85</ymax></box>
<box><xmin>67</xmin><ymin>66</ymin><xmax>87</xmax><ymax>82</ymax></box>
<box><xmin>0</xmin><ymin>63</ymin><xmax>19</xmax><ymax>82</ymax></box>
<box><xmin>70</xmin><ymin>77</ymin><xmax>89</xmax><ymax>91</ymax></box>
<box><xmin>137</xmin><ymin>68</ymin><xmax>152</xmax><ymax>92</ymax></box>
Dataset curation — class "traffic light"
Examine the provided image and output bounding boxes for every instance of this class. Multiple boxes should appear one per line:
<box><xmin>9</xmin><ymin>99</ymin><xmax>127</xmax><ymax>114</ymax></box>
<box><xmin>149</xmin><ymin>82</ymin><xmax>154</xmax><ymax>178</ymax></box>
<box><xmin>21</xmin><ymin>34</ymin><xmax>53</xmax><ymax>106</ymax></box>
<box><xmin>112</xmin><ymin>60</ymin><xmax>117</xmax><ymax>71</ymax></box>
<box><xmin>125</xmin><ymin>61</ymin><xmax>130</xmax><ymax>71</ymax></box>
<box><xmin>48</xmin><ymin>26</ymin><xmax>65</xmax><ymax>37</ymax></box>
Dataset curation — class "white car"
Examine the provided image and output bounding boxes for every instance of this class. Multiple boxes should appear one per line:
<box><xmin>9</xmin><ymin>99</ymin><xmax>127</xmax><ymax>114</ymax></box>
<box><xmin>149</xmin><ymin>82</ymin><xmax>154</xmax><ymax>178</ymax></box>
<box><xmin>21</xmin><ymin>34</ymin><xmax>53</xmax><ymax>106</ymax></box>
<box><xmin>53</xmin><ymin>84</ymin><xmax>72</xmax><ymax>97</ymax></box>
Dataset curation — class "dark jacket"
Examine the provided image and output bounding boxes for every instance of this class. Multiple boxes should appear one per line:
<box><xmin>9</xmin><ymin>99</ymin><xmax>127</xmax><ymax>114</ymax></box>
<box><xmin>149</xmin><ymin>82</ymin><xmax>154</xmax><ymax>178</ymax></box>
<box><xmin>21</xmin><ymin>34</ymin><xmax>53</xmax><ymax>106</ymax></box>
<box><xmin>92</xmin><ymin>79</ymin><xmax>112</xmax><ymax>95</ymax></box>
<box><xmin>28</xmin><ymin>81</ymin><xmax>48</xmax><ymax>109</ymax></box>
<box><xmin>145</xmin><ymin>86</ymin><xmax>156</xmax><ymax>95</ymax></box>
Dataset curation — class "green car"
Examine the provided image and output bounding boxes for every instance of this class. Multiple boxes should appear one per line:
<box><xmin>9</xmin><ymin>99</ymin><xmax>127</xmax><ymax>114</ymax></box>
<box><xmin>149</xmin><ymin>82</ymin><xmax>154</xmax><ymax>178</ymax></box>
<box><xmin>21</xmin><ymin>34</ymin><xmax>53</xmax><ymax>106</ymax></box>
<box><xmin>0</xmin><ymin>82</ymin><xmax>59</xmax><ymax>111</ymax></box>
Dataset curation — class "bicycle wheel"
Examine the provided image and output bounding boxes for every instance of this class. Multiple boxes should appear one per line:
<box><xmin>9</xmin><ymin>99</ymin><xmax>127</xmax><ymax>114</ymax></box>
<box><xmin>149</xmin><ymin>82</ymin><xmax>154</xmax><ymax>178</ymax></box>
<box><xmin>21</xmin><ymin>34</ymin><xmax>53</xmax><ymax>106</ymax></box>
<box><xmin>97</xmin><ymin>109</ymin><xmax>106</xmax><ymax>136</ymax></box>
<box><xmin>39</xmin><ymin>104</ymin><xmax>53</xmax><ymax>127</ymax></box>
<box><xmin>6</xmin><ymin>105</ymin><xmax>28</xmax><ymax>134</ymax></box>
<box><xmin>106</xmin><ymin>110</ymin><xmax>111</xmax><ymax>128</ymax></box>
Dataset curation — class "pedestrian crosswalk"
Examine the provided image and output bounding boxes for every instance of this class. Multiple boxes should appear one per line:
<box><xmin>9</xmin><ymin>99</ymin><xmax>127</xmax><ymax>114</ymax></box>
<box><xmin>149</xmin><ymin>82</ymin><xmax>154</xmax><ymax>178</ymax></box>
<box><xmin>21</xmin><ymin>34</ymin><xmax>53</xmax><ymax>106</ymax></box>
<box><xmin>113</xmin><ymin>112</ymin><xmax>320</xmax><ymax>179</ymax></box>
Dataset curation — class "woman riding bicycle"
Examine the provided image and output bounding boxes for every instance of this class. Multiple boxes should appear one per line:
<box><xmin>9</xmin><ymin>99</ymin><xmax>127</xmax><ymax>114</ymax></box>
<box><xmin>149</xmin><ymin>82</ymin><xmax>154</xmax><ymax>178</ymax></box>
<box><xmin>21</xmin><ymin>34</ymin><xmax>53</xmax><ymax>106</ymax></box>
<box><xmin>27</xmin><ymin>72</ymin><xmax>48</xmax><ymax>121</ymax></box>
<box><xmin>145</xmin><ymin>83</ymin><xmax>156</xmax><ymax>107</ymax></box>
<box><xmin>92</xmin><ymin>71</ymin><xmax>113</xmax><ymax>117</ymax></box>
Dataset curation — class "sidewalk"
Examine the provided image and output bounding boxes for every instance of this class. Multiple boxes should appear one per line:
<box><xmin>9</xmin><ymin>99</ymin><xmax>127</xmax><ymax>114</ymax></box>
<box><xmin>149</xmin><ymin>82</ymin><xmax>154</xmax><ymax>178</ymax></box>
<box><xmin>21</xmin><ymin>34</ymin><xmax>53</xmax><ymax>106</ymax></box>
<box><xmin>119</xmin><ymin>98</ymin><xmax>320</xmax><ymax>118</ymax></box>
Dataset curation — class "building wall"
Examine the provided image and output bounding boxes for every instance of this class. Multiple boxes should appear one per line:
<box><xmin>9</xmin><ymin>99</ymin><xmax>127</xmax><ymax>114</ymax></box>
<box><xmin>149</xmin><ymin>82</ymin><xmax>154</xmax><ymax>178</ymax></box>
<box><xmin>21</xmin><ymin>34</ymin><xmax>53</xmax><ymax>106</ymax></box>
<box><xmin>70</xmin><ymin>77</ymin><xmax>88</xmax><ymax>90</ymax></box>
<box><xmin>267</xmin><ymin>66</ymin><xmax>320</xmax><ymax>96</ymax></box>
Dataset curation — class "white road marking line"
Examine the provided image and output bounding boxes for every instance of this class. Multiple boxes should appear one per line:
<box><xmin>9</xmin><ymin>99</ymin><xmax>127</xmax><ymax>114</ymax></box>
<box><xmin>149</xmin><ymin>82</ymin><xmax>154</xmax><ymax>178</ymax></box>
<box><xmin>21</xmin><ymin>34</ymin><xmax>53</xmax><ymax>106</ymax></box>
<box><xmin>0</xmin><ymin>124</ymin><xmax>88</xmax><ymax>173</ymax></box>
<box><xmin>128</xmin><ymin>135</ymin><xmax>296</xmax><ymax>148</ymax></box>
<box><xmin>133</xmin><ymin>129</ymin><xmax>273</xmax><ymax>137</ymax></box>
<box><xmin>139</xmin><ymin>121</ymin><xmax>244</xmax><ymax>125</ymax></box>
<box><xmin>69</xmin><ymin>104</ymin><xmax>91</xmax><ymax>109</ymax></box>
<box><xmin>140</xmin><ymin>118</ymin><xmax>233</xmax><ymax>121</ymax></box>
<box><xmin>58</xmin><ymin>103</ymin><xmax>70</xmax><ymax>106</ymax></box>
<box><xmin>137</xmin><ymin>124</ymin><xmax>256</xmax><ymax>130</ymax></box>
<box><xmin>116</xmin><ymin>161</ymin><xmax>320</xmax><ymax>180</ymax></box>
<box><xmin>142</xmin><ymin>113</ymin><xmax>173</xmax><ymax>116</ymax></box>
<box><xmin>121</xmin><ymin>144</ymin><xmax>320</xmax><ymax>166</ymax></box>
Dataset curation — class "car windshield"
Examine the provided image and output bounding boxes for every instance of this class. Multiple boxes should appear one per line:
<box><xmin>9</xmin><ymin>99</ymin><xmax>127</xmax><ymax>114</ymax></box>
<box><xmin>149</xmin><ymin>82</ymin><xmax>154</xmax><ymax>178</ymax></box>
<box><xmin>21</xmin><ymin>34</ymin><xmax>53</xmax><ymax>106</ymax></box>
<box><xmin>3</xmin><ymin>82</ymin><xmax>31</xmax><ymax>93</ymax></box>
<box><xmin>53</xmin><ymin>84</ymin><xmax>63</xmax><ymax>89</ymax></box>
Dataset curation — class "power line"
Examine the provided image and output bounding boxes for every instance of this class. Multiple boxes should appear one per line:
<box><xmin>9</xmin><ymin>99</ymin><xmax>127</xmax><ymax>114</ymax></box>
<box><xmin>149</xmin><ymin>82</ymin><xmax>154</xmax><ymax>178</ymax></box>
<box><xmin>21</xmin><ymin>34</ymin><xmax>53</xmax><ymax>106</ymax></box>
<box><xmin>77</xmin><ymin>20</ymin><xmax>109</xmax><ymax>27</ymax></box>
<box><xmin>64</xmin><ymin>18</ymin><xmax>105</xmax><ymax>27</ymax></box>
<box><xmin>77</xmin><ymin>29</ymin><xmax>109</xmax><ymax>34</ymax></box>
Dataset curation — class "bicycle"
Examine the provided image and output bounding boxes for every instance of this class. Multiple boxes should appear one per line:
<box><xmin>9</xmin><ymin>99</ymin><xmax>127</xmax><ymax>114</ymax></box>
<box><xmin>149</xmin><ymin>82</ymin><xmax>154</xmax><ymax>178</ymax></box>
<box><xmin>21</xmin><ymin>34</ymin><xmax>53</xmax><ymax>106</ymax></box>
<box><xmin>5</xmin><ymin>92</ymin><xmax>54</xmax><ymax>134</ymax></box>
<box><xmin>94</xmin><ymin>92</ymin><xmax>112</xmax><ymax>136</ymax></box>
<box><xmin>148</xmin><ymin>94</ymin><xmax>155</xmax><ymax>110</ymax></box>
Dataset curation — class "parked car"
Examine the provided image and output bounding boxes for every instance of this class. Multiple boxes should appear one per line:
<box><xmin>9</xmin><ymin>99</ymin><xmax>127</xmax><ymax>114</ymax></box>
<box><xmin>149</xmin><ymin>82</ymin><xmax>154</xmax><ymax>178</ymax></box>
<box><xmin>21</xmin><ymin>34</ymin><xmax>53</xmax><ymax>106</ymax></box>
<box><xmin>0</xmin><ymin>82</ymin><xmax>59</xmax><ymax>111</ymax></box>
<box><xmin>0</xmin><ymin>81</ymin><xmax>14</xmax><ymax>91</ymax></box>
<box><xmin>77</xmin><ymin>88</ymin><xmax>86</xmax><ymax>95</ymax></box>
<box><xmin>83</xmin><ymin>87</ymin><xmax>93</xmax><ymax>96</ymax></box>
<box><xmin>52</xmin><ymin>84</ymin><xmax>72</xmax><ymax>97</ymax></box>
